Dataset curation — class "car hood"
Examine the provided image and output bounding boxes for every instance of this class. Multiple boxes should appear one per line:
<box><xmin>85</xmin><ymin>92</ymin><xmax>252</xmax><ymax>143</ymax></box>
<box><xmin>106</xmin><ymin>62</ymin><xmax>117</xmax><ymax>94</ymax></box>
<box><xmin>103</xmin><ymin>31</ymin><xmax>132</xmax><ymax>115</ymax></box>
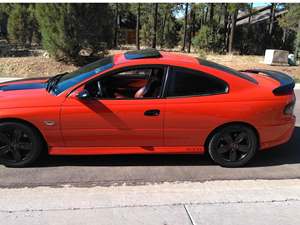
<box><xmin>0</xmin><ymin>77</ymin><xmax>64</xmax><ymax>109</ymax></box>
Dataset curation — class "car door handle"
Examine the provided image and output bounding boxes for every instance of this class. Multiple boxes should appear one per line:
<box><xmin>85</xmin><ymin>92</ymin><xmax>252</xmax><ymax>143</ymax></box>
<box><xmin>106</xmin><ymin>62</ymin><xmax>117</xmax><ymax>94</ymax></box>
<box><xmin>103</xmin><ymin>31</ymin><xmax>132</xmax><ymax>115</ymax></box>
<box><xmin>144</xmin><ymin>109</ymin><xmax>160</xmax><ymax>116</ymax></box>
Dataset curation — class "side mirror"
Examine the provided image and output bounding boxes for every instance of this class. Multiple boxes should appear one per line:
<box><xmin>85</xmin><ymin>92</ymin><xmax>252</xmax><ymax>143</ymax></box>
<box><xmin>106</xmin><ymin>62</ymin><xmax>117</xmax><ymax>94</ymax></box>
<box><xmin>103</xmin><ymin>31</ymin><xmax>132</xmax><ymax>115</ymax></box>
<box><xmin>76</xmin><ymin>89</ymin><xmax>90</xmax><ymax>100</ymax></box>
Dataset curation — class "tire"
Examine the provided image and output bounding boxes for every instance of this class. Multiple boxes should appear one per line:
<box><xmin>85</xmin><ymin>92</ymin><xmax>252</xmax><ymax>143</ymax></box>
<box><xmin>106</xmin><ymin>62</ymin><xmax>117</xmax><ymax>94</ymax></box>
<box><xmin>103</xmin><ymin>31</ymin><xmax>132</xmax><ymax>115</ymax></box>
<box><xmin>0</xmin><ymin>122</ymin><xmax>44</xmax><ymax>167</ymax></box>
<box><xmin>208</xmin><ymin>124</ymin><xmax>258</xmax><ymax>167</ymax></box>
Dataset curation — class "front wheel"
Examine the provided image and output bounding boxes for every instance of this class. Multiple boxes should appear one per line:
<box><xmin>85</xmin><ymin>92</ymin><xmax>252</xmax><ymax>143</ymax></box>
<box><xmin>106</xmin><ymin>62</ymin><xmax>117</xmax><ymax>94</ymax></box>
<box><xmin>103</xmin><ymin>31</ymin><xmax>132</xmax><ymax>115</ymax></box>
<box><xmin>208</xmin><ymin>125</ymin><xmax>258</xmax><ymax>167</ymax></box>
<box><xmin>0</xmin><ymin>122</ymin><xmax>44</xmax><ymax>167</ymax></box>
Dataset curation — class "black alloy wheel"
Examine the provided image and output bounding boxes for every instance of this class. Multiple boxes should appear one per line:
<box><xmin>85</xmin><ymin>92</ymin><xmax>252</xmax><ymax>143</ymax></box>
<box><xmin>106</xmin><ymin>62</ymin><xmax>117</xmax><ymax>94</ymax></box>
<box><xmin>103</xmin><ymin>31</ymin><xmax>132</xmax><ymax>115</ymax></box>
<box><xmin>0</xmin><ymin>122</ymin><xmax>44</xmax><ymax>167</ymax></box>
<box><xmin>208</xmin><ymin>125</ymin><xmax>258</xmax><ymax>167</ymax></box>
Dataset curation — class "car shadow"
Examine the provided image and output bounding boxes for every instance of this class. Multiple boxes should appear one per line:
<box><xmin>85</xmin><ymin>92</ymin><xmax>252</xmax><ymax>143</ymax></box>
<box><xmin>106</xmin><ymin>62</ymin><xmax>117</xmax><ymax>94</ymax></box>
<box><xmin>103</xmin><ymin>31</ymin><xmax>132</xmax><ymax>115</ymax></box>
<box><xmin>32</xmin><ymin>127</ymin><xmax>300</xmax><ymax>168</ymax></box>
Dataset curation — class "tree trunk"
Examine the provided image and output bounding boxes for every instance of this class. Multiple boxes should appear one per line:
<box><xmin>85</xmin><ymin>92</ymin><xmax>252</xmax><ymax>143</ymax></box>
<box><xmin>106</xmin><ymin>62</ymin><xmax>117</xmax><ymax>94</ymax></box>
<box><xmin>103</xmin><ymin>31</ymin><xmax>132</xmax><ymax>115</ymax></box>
<box><xmin>204</xmin><ymin>5</ymin><xmax>208</xmax><ymax>24</ymax></box>
<box><xmin>136</xmin><ymin>3</ymin><xmax>141</xmax><ymax>50</ymax></box>
<box><xmin>210</xmin><ymin>3</ymin><xmax>215</xmax><ymax>45</ymax></box>
<box><xmin>268</xmin><ymin>3</ymin><xmax>276</xmax><ymax>48</ymax></box>
<box><xmin>152</xmin><ymin>3</ymin><xmax>158</xmax><ymax>49</ymax></box>
<box><xmin>295</xmin><ymin>20</ymin><xmax>300</xmax><ymax>61</ymax></box>
<box><xmin>181</xmin><ymin>3</ymin><xmax>189</xmax><ymax>52</ymax></box>
<box><xmin>161</xmin><ymin>9</ymin><xmax>168</xmax><ymax>48</ymax></box>
<box><xmin>228</xmin><ymin>9</ymin><xmax>237</xmax><ymax>54</ymax></box>
<box><xmin>114</xmin><ymin>3</ymin><xmax>119</xmax><ymax>48</ymax></box>
<box><xmin>209</xmin><ymin>3</ymin><xmax>214</xmax><ymax>24</ymax></box>
<box><xmin>187</xmin><ymin>6</ymin><xmax>194</xmax><ymax>53</ymax></box>
<box><xmin>248</xmin><ymin>3</ymin><xmax>253</xmax><ymax>24</ymax></box>
<box><xmin>269</xmin><ymin>3</ymin><xmax>276</xmax><ymax>35</ymax></box>
<box><xmin>223</xmin><ymin>4</ymin><xmax>229</xmax><ymax>52</ymax></box>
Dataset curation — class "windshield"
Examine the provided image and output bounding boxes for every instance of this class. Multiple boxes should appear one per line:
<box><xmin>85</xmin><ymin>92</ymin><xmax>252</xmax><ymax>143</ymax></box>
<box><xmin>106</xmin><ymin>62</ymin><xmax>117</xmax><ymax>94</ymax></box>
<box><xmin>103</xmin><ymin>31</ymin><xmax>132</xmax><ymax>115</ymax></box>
<box><xmin>52</xmin><ymin>56</ymin><xmax>114</xmax><ymax>95</ymax></box>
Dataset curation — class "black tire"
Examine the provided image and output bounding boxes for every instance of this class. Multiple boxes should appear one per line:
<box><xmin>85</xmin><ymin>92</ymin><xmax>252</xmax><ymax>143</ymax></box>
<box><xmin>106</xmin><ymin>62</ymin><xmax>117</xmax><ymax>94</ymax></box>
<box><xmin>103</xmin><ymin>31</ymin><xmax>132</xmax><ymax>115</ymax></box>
<box><xmin>208</xmin><ymin>125</ymin><xmax>258</xmax><ymax>167</ymax></box>
<box><xmin>0</xmin><ymin>122</ymin><xmax>44</xmax><ymax>167</ymax></box>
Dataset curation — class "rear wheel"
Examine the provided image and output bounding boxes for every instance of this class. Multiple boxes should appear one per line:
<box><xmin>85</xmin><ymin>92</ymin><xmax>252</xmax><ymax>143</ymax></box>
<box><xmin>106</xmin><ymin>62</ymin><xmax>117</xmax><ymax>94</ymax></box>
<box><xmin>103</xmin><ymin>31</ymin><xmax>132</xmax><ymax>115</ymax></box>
<box><xmin>0</xmin><ymin>122</ymin><xmax>44</xmax><ymax>167</ymax></box>
<box><xmin>208</xmin><ymin>125</ymin><xmax>258</xmax><ymax>167</ymax></box>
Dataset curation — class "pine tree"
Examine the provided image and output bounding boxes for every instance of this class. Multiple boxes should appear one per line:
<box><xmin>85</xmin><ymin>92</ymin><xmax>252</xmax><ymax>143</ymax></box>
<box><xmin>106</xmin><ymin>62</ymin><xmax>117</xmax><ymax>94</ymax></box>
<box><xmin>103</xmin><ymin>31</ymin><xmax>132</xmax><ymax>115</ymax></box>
<box><xmin>35</xmin><ymin>3</ymin><xmax>114</xmax><ymax>63</ymax></box>
<box><xmin>279</xmin><ymin>4</ymin><xmax>300</xmax><ymax>59</ymax></box>
<box><xmin>7</xmin><ymin>4</ymin><xmax>30</xmax><ymax>46</ymax></box>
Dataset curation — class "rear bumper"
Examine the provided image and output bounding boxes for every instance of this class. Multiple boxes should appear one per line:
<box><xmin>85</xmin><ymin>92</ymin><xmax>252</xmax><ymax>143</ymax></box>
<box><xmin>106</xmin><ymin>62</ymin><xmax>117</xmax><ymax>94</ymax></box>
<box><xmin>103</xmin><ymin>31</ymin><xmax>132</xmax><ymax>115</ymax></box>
<box><xmin>260</xmin><ymin>116</ymin><xmax>296</xmax><ymax>150</ymax></box>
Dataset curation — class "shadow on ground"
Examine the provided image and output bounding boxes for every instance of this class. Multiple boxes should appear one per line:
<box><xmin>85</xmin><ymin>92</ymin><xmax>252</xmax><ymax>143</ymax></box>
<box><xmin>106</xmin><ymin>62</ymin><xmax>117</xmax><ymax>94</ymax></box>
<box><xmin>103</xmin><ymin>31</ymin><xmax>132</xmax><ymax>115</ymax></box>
<box><xmin>32</xmin><ymin>127</ymin><xmax>300</xmax><ymax>168</ymax></box>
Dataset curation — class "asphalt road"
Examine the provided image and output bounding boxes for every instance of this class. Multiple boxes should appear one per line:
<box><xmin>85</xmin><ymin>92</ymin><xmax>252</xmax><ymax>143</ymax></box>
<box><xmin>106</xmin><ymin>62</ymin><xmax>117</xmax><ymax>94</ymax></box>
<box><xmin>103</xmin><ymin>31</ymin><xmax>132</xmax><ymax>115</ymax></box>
<box><xmin>0</xmin><ymin>90</ymin><xmax>300</xmax><ymax>188</ymax></box>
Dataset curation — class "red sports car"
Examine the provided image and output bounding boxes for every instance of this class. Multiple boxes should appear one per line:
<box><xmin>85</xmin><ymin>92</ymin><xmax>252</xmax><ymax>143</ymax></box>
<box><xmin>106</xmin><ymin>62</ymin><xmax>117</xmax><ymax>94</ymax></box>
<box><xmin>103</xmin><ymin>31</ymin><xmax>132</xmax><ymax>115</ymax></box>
<box><xmin>0</xmin><ymin>49</ymin><xmax>296</xmax><ymax>167</ymax></box>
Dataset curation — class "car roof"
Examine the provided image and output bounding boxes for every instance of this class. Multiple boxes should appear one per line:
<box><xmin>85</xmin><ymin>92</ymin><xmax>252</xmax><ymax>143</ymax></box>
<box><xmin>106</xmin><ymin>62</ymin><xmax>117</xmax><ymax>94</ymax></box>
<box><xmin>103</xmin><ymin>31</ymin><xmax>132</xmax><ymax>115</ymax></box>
<box><xmin>114</xmin><ymin>49</ymin><xmax>199</xmax><ymax>66</ymax></box>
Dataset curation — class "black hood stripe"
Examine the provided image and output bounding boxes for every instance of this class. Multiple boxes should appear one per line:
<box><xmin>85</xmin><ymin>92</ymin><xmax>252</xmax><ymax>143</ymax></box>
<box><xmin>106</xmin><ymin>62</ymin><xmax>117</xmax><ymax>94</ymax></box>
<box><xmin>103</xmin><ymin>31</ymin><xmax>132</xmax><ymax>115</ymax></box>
<box><xmin>0</xmin><ymin>83</ymin><xmax>46</xmax><ymax>91</ymax></box>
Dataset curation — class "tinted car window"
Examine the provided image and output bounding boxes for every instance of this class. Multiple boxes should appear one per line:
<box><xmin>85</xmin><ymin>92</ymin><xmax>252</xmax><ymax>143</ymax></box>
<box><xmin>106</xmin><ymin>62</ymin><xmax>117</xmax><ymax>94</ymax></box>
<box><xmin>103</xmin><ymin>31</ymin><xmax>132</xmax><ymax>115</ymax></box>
<box><xmin>166</xmin><ymin>67</ymin><xmax>228</xmax><ymax>97</ymax></box>
<box><xmin>197</xmin><ymin>58</ymin><xmax>258</xmax><ymax>84</ymax></box>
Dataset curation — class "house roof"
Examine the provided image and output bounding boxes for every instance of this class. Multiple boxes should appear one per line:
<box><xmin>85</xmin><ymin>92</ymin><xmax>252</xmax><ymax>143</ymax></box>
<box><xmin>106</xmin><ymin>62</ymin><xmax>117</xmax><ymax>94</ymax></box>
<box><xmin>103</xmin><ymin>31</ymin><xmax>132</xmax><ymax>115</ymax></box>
<box><xmin>236</xmin><ymin>6</ymin><xmax>288</xmax><ymax>26</ymax></box>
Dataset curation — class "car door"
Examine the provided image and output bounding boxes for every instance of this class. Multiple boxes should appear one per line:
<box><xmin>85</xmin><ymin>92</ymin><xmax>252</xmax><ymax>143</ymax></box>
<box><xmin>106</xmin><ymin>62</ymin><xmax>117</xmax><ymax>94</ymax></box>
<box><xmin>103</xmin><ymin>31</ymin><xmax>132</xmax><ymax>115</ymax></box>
<box><xmin>163</xmin><ymin>66</ymin><xmax>229</xmax><ymax>147</ymax></box>
<box><xmin>60</xmin><ymin>66</ymin><xmax>166</xmax><ymax>147</ymax></box>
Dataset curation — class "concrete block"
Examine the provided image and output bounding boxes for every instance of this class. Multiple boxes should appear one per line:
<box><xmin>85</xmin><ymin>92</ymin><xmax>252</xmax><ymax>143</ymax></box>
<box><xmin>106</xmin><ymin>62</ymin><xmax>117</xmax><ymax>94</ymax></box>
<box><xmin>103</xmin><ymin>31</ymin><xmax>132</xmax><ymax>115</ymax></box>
<box><xmin>264</xmin><ymin>49</ymin><xmax>289</xmax><ymax>65</ymax></box>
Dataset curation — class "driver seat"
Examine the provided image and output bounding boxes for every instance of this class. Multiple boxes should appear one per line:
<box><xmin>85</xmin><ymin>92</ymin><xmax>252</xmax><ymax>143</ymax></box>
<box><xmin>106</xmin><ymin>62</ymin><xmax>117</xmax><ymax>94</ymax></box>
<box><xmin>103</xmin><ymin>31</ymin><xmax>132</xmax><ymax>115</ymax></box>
<box><xmin>134</xmin><ymin>79</ymin><xmax>161</xmax><ymax>98</ymax></box>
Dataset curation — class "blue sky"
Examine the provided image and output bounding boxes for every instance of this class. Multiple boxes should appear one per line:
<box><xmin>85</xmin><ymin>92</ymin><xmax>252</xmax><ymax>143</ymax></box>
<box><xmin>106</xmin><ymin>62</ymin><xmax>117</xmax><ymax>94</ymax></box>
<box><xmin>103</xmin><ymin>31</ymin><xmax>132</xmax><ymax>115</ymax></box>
<box><xmin>253</xmin><ymin>3</ymin><xmax>270</xmax><ymax>7</ymax></box>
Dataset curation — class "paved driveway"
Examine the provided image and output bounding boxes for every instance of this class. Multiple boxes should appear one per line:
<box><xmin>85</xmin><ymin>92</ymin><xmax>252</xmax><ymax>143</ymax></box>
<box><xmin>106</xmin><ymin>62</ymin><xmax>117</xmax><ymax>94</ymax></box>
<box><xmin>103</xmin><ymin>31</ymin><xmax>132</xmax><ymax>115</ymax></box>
<box><xmin>0</xmin><ymin>79</ymin><xmax>299</xmax><ymax>188</ymax></box>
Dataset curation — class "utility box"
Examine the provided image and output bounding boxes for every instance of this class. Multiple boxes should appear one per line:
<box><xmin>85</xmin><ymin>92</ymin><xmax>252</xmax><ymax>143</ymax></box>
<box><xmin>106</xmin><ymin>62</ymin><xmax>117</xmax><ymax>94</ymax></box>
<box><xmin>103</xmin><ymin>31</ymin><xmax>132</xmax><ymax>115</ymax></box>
<box><xmin>264</xmin><ymin>49</ymin><xmax>289</xmax><ymax>65</ymax></box>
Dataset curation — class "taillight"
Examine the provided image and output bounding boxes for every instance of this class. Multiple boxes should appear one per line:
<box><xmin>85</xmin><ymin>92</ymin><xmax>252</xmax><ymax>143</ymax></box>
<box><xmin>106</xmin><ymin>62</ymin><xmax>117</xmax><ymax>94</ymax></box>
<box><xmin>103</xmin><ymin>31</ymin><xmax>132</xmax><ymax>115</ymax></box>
<box><xmin>284</xmin><ymin>96</ymin><xmax>296</xmax><ymax>115</ymax></box>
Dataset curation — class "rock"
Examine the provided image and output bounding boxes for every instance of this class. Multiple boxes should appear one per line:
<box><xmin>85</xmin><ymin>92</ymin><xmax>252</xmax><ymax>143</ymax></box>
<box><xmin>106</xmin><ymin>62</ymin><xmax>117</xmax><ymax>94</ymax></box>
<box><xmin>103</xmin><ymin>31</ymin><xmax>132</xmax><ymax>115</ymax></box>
<box><xmin>43</xmin><ymin>51</ymin><xmax>50</xmax><ymax>58</ymax></box>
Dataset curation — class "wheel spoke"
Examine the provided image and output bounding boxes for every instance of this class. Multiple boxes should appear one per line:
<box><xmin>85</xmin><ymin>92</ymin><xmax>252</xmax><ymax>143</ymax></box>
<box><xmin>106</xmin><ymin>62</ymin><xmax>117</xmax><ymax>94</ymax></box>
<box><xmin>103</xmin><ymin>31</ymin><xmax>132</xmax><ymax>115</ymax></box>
<box><xmin>218</xmin><ymin>145</ymin><xmax>230</xmax><ymax>154</ymax></box>
<box><xmin>12</xmin><ymin>129</ymin><xmax>22</xmax><ymax>143</ymax></box>
<box><xmin>222</xmin><ymin>133</ymin><xmax>233</xmax><ymax>144</ymax></box>
<box><xmin>0</xmin><ymin>145</ymin><xmax>8</xmax><ymax>151</ymax></box>
<box><xmin>238</xmin><ymin>145</ymin><xmax>250</xmax><ymax>153</ymax></box>
<box><xmin>17</xmin><ymin>142</ymin><xmax>32</xmax><ymax>151</ymax></box>
<box><xmin>11</xmin><ymin>148</ymin><xmax>22</xmax><ymax>161</ymax></box>
<box><xmin>0</xmin><ymin>145</ymin><xmax>9</xmax><ymax>156</ymax></box>
<box><xmin>235</xmin><ymin>132</ymin><xmax>247</xmax><ymax>144</ymax></box>
<box><xmin>229</xmin><ymin>150</ymin><xmax>237</xmax><ymax>161</ymax></box>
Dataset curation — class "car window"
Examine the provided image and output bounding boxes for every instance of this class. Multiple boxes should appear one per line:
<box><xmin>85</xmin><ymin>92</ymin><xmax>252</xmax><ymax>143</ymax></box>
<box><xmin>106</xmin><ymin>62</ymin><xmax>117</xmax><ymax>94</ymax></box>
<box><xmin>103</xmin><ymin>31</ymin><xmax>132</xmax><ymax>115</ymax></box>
<box><xmin>197</xmin><ymin>58</ymin><xmax>258</xmax><ymax>84</ymax></box>
<box><xmin>166</xmin><ymin>67</ymin><xmax>228</xmax><ymax>97</ymax></box>
<box><xmin>85</xmin><ymin>67</ymin><xmax>165</xmax><ymax>99</ymax></box>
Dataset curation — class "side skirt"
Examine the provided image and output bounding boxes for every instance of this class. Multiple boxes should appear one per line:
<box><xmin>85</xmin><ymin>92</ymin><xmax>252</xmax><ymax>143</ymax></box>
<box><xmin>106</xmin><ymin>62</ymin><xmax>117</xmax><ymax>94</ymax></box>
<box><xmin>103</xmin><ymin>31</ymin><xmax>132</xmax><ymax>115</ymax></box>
<box><xmin>49</xmin><ymin>146</ymin><xmax>205</xmax><ymax>155</ymax></box>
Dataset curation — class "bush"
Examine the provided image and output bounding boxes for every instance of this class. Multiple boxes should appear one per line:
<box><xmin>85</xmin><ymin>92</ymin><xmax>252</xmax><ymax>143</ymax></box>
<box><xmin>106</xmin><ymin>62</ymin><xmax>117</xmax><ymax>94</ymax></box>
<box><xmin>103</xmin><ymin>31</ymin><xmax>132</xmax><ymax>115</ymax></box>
<box><xmin>35</xmin><ymin>3</ymin><xmax>114</xmax><ymax>63</ymax></box>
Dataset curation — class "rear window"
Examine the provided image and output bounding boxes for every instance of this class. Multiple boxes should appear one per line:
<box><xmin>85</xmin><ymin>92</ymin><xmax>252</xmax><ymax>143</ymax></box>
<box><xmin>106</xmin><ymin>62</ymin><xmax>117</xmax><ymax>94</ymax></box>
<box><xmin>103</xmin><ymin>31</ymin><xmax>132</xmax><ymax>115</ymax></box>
<box><xmin>166</xmin><ymin>67</ymin><xmax>228</xmax><ymax>97</ymax></box>
<box><xmin>197</xmin><ymin>58</ymin><xmax>258</xmax><ymax>84</ymax></box>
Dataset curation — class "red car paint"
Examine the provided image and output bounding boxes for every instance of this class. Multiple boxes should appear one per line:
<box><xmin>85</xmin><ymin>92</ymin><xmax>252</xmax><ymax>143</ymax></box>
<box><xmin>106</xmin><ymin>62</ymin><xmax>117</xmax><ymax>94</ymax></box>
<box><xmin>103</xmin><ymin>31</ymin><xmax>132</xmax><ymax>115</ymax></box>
<box><xmin>0</xmin><ymin>52</ymin><xmax>295</xmax><ymax>156</ymax></box>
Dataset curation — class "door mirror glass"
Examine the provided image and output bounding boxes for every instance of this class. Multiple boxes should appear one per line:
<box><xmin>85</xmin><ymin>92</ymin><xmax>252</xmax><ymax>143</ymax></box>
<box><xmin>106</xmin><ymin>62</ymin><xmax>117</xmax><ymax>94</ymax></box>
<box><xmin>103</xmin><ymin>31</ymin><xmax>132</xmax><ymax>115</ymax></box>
<box><xmin>76</xmin><ymin>89</ymin><xmax>91</xmax><ymax>100</ymax></box>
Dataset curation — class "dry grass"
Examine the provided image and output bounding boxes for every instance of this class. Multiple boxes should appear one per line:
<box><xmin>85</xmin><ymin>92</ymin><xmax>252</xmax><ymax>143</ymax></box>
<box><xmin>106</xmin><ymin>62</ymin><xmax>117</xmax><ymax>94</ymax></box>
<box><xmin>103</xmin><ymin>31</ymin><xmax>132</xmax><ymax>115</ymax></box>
<box><xmin>0</xmin><ymin>56</ymin><xmax>77</xmax><ymax>78</ymax></box>
<box><xmin>0</xmin><ymin>51</ymin><xmax>299</xmax><ymax>81</ymax></box>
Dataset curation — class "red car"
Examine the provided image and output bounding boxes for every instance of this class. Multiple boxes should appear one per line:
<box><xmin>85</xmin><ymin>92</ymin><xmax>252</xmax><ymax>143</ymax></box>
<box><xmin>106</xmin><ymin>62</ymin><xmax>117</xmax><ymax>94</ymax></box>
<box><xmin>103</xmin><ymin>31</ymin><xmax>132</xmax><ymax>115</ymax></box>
<box><xmin>0</xmin><ymin>49</ymin><xmax>296</xmax><ymax>167</ymax></box>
